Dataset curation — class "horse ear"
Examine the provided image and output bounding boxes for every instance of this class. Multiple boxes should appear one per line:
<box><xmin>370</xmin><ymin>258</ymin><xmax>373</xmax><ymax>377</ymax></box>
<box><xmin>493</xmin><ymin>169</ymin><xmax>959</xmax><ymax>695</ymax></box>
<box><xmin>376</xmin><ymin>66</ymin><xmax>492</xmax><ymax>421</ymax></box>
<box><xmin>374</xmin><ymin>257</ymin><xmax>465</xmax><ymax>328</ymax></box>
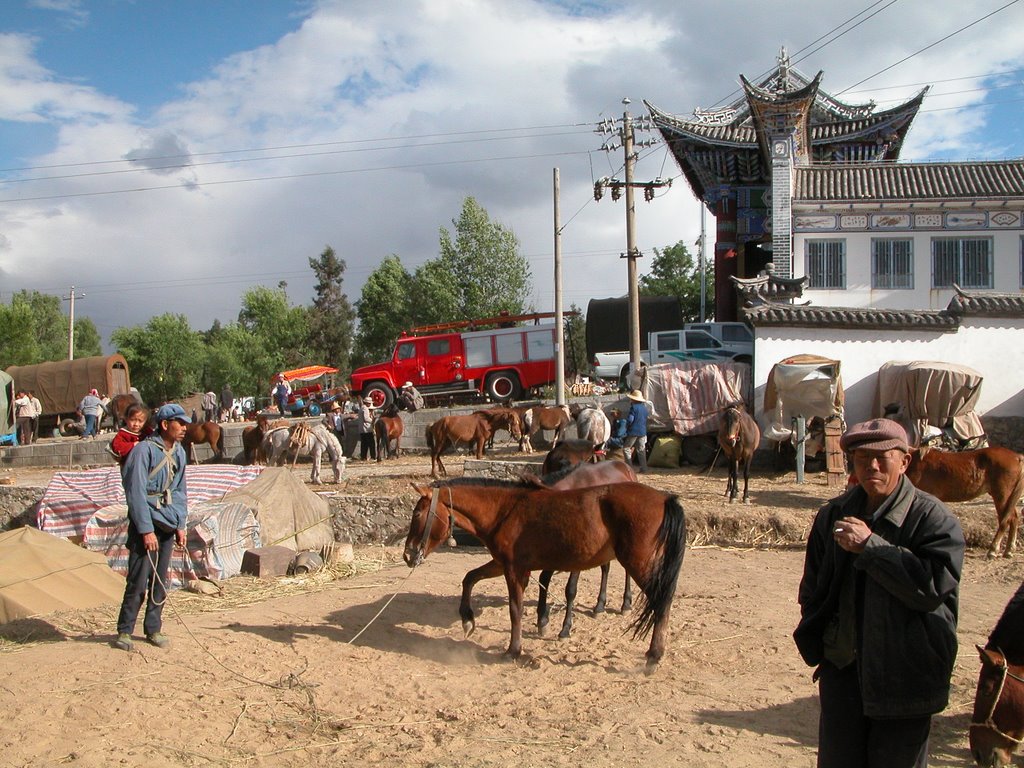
<box><xmin>410</xmin><ymin>483</ymin><xmax>432</xmax><ymax>498</ymax></box>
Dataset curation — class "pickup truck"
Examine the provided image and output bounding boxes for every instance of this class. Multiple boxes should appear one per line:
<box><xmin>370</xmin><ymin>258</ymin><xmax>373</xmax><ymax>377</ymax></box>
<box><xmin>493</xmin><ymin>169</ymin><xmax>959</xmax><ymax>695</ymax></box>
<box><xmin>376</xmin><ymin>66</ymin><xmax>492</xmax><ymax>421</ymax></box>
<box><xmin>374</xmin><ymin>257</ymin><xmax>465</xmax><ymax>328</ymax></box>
<box><xmin>591</xmin><ymin>323</ymin><xmax>753</xmax><ymax>382</ymax></box>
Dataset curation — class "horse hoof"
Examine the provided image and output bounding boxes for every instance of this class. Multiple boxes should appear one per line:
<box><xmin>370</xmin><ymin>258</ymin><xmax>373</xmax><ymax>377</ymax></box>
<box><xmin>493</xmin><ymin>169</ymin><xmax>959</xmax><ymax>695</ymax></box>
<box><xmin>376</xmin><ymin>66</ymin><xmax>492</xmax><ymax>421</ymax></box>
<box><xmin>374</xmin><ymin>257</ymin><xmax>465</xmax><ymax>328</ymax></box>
<box><xmin>643</xmin><ymin>660</ymin><xmax>660</xmax><ymax>676</ymax></box>
<box><xmin>987</xmin><ymin>551</ymin><xmax>998</xmax><ymax>560</ymax></box>
<box><xmin>462</xmin><ymin>620</ymin><xmax>475</xmax><ymax>638</ymax></box>
<box><xmin>558</xmin><ymin>629</ymin><xmax>571</xmax><ymax>640</ymax></box>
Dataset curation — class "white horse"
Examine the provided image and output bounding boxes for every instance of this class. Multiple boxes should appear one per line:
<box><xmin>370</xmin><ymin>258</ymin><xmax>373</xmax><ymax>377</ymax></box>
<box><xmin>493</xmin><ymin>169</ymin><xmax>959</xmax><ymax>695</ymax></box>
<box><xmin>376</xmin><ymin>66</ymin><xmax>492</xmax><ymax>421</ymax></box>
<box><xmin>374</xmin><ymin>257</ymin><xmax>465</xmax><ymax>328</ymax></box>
<box><xmin>261</xmin><ymin>422</ymin><xmax>345</xmax><ymax>484</ymax></box>
<box><xmin>570</xmin><ymin>403</ymin><xmax>611</xmax><ymax>449</ymax></box>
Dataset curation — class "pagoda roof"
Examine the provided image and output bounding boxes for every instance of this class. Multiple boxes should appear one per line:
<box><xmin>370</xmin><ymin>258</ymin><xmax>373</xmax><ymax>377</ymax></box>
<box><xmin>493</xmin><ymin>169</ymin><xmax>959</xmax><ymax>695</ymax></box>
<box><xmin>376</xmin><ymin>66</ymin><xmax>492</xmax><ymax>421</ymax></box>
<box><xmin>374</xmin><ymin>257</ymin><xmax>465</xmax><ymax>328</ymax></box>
<box><xmin>794</xmin><ymin>159</ymin><xmax>1024</xmax><ymax>202</ymax></box>
<box><xmin>645</xmin><ymin>51</ymin><xmax>927</xmax><ymax>200</ymax></box>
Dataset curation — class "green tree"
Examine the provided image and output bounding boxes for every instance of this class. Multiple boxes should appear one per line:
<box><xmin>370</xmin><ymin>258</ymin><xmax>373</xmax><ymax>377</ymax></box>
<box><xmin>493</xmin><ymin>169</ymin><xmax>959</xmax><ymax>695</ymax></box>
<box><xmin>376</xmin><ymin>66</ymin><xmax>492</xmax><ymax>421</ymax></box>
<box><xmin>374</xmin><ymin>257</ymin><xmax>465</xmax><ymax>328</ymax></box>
<box><xmin>409</xmin><ymin>257</ymin><xmax>459</xmax><ymax>327</ymax></box>
<box><xmin>563</xmin><ymin>304</ymin><xmax>588</xmax><ymax>376</ymax></box>
<box><xmin>72</xmin><ymin>318</ymin><xmax>102</xmax><ymax>358</ymax></box>
<box><xmin>205</xmin><ymin>323</ymin><xmax>278</xmax><ymax>401</ymax></box>
<box><xmin>418</xmin><ymin>196</ymin><xmax>532</xmax><ymax>323</ymax></box>
<box><xmin>308</xmin><ymin>246</ymin><xmax>356</xmax><ymax>373</ymax></box>
<box><xmin>0</xmin><ymin>301</ymin><xmax>39</xmax><ymax>367</ymax></box>
<box><xmin>111</xmin><ymin>314</ymin><xmax>205</xmax><ymax>403</ymax></box>
<box><xmin>353</xmin><ymin>254</ymin><xmax>414</xmax><ymax>367</ymax></box>
<box><xmin>12</xmin><ymin>290</ymin><xmax>66</xmax><ymax>361</ymax></box>
<box><xmin>639</xmin><ymin>240</ymin><xmax>714</xmax><ymax>323</ymax></box>
<box><xmin>237</xmin><ymin>285</ymin><xmax>311</xmax><ymax>370</ymax></box>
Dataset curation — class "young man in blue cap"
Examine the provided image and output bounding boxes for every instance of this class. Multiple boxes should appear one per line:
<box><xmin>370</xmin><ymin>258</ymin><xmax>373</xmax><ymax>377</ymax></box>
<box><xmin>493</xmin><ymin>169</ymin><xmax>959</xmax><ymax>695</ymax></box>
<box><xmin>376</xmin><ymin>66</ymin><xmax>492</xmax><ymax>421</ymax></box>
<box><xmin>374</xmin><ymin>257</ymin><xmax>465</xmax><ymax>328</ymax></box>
<box><xmin>793</xmin><ymin>418</ymin><xmax>964</xmax><ymax>767</ymax></box>
<box><xmin>114</xmin><ymin>403</ymin><xmax>190</xmax><ymax>651</ymax></box>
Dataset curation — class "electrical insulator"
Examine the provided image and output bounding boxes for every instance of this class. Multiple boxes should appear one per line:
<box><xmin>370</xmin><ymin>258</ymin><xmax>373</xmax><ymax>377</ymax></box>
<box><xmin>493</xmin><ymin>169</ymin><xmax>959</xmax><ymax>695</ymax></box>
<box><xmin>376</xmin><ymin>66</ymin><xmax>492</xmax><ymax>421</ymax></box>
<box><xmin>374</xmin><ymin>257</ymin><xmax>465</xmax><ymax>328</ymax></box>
<box><xmin>611</xmin><ymin>185</ymin><xmax>622</xmax><ymax>202</ymax></box>
<box><xmin>644</xmin><ymin>184</ymin><xmax>655</xmax><ymax>202</ymax></box>
<box><xmin>593</xmin><ymin>182</ymin><xmax>603</xmax><ymax>202</ymax></box>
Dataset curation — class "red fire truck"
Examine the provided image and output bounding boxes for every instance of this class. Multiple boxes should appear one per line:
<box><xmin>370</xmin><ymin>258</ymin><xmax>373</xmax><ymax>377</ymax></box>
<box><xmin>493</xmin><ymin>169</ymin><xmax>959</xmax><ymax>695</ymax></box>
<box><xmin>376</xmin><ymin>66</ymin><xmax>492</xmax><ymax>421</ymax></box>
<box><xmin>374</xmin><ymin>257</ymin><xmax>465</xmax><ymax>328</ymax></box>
<box><xmin>350</xmin><ymin>312</ymin><xmax>567</xmax><ymax>407</ymax></box>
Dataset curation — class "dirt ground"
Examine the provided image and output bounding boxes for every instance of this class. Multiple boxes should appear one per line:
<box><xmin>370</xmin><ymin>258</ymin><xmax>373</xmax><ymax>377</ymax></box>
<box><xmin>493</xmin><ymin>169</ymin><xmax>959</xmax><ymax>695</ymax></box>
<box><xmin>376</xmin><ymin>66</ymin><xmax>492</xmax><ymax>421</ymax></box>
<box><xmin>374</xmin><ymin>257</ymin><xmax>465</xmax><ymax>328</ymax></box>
<box><xmin>1</xmin><ymin>452</ymin><xmax>1022</xmax><ymax>767</ymax></box>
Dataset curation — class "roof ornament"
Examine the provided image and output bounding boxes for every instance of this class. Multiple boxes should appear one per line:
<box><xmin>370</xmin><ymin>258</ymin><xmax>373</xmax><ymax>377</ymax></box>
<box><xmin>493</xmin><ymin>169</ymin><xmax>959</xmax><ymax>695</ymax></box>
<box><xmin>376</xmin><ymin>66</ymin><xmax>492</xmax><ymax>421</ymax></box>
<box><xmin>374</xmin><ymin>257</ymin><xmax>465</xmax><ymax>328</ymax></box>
<box><xmin>776</xmin><ymin>47</ymin><xmax>790</xmax><ymax>92</ymax></box>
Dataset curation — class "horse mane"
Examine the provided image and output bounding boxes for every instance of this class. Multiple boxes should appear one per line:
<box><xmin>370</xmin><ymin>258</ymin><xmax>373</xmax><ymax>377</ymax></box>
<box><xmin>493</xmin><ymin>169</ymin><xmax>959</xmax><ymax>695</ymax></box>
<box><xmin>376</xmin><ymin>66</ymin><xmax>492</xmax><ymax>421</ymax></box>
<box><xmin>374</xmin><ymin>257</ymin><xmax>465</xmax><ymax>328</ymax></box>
<box><xmin>431</xmin><ymin>476</ymin><xmax>535</xmax><ymax>490</ymax></box>
<box><xmin>538</xmin><ymin>462</ymin><xmax>584</xmax><ymax>486</ymax></box>
<box><xmin>988</xmin><ymin>580</ymin><xmax>1024</xmax><ymax>658</ymax></box>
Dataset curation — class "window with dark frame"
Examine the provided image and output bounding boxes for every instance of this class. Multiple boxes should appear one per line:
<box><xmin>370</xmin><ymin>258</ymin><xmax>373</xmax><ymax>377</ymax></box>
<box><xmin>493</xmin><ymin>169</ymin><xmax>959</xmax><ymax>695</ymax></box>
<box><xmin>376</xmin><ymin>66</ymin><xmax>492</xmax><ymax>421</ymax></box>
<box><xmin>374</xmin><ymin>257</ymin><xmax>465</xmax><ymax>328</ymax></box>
<box><xmin>806</xmin><ymin>239</ymin><xmax>846</xmax><ymax>289</ymax></box>
<box><xmin>931</xmin><ymin>237</ymin><xmax>993</xmax><ymax>289</ymax></box>
<box><xmin>871</xmin><ymin>238</ymin><xmax>914</xmax><ymax>289</ymax></box>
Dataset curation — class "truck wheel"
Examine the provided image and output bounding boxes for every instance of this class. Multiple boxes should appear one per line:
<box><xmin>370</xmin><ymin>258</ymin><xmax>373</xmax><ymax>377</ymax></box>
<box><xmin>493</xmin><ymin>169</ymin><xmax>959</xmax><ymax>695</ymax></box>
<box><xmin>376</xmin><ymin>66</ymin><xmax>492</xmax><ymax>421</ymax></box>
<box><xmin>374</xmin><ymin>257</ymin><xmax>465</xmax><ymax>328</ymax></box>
<box><xmin>59</xmin><ymin>418</ymin><xmax>81</xmax><ymax>437</ymax></box>
<box><xmin>307</xmin><ymin>403</ymin><xmax>322</xmax><ymax>417</ymax></box>
<box><xmin>364</xmin><ymin>382</ymin><xmax>394</xmax><ymax>409</ymax></box>
<box><xmin>485</xmin><ymin>371</ymin><xmax>521</xmax><ymax>402</ymax></box>
<box><xmin>734</xmin><ymin>355</ymin><xmax>752</xmax><ymax>366</ymax></box>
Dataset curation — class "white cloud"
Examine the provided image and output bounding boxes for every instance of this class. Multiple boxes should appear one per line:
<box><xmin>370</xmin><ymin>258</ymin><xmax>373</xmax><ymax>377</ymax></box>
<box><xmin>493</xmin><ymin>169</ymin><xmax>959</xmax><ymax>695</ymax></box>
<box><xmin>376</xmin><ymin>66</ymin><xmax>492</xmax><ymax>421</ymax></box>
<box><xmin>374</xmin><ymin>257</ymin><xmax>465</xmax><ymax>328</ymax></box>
<box><xmin>0</xmin><ymin>0</ymin><xmax>1021</xmax><ymax>347</ymax></box>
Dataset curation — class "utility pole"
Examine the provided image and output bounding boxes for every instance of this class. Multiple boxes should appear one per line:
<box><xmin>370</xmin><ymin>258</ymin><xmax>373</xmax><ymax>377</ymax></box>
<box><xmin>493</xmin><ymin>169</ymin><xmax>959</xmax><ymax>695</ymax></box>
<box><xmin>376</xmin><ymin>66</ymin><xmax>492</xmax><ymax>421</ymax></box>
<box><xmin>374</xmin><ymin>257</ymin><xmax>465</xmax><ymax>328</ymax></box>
<box><xmin>594</xmin><ymin>100</ymin><xmax>671</xmax><ymax>376</ymax></box>
<box><xmin>553</xmin><ymin>167</ymin><xmax>565</xmax><ymax>406</ymax></box>
<box><xmin>699</xmin><ymin>205</ymin><xmax>707</xmax><ymax>322</ymax></box>
<box><xmin>63</xmin><ymin>286</ymin><xmax>85</xmax><ymax>360</ymax></box>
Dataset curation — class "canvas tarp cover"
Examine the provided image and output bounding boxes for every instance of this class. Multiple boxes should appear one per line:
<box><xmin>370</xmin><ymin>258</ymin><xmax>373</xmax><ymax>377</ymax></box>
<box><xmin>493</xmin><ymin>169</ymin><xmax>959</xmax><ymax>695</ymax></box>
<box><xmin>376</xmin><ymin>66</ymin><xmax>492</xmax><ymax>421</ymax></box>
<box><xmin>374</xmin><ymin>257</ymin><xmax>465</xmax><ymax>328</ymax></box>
<box><xmin>640</xmin><ymin>361</ymin><xmax>750</xmax><ymax>436</ymax></box>
<box><xmin>0</xmin><ymin>369</ymin><xmax>13</xmax><ymax>435</ymax></box>
<box><xmin>221</xmin><ymin>467</ymin><xmax>334</xmax><ymax>551</ymax></box>
<box><xmin>37</xmin><ymin>464</ymin><xmax>265</xmax><ymax>539</ymax></box>
<box><xmin>763</xmin><ymin>355</ymin><xmax>844</xmax><ymax>442</ymax></box>
<box><xmin>281</xmin><ymin>365</ymin><xmax>338</xmax><ymax>382</ymax></box>
<box><xmin>84</xmin><ymin>501</ymin><xmax>260</xmax><ymax>588</ymax></box>
<box><xmin>0</xmin><ymin>526</ymin><xmax>125</xmax><ymax>624</ymax></box>
<box><xmin>5</xmin><ymin>354</ymin><xmax>130</xmax><ymax>416</ymax></box>
<box><xmin>874</xmin><ymin>360</ymin><xmax>985</xmax><ymax>445</ymax></box>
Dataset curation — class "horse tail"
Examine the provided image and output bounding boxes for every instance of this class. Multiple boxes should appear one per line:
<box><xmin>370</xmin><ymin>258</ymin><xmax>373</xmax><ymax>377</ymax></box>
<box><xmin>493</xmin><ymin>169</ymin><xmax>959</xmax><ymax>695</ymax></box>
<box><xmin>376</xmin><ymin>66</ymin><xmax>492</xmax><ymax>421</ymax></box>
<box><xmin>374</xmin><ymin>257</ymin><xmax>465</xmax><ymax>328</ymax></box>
<box><xmin>216</xmin><ymin>424</ymin><xmax>225</xmax><ymax>458</ymax></box>
<box><xmin>629</xmin><ymin>495</ymin><xmax>687</xmax><ymax>640</ymax></box>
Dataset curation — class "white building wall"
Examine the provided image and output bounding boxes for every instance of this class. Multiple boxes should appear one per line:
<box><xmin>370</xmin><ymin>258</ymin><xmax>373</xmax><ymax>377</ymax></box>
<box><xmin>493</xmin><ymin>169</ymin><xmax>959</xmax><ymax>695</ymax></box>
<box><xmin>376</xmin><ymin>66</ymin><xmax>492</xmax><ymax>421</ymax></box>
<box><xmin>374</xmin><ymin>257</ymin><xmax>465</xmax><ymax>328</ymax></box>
<box><xmin>792</xmin><ymin>209</ymin><xmax>1023</xmax><ymax>311</ymax></box>
<box><xmin>752</xmin><ymin>317</ymin><xmax>1024</xmax><ymax>430</ymax></box>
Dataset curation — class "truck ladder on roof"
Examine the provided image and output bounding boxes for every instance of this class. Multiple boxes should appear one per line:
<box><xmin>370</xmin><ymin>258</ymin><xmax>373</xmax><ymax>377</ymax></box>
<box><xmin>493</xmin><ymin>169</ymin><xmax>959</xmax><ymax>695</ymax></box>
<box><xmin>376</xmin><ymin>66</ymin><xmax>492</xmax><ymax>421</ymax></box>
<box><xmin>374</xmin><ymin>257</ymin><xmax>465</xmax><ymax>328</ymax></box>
<box><xmin>402</xmin><ymin>310</ymin><xmax>578</xmax><ymax>336</ymax></box>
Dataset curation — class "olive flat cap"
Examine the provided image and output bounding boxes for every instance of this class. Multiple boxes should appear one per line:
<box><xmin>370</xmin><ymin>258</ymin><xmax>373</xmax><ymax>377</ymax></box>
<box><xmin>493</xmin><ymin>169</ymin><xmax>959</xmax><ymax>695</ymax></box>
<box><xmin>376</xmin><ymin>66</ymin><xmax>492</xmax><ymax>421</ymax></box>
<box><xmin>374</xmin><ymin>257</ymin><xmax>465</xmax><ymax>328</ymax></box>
<box><xmin>840</xmin><ymin>418</ymin><xmax>909</xmax><ymax>453</ymax></box>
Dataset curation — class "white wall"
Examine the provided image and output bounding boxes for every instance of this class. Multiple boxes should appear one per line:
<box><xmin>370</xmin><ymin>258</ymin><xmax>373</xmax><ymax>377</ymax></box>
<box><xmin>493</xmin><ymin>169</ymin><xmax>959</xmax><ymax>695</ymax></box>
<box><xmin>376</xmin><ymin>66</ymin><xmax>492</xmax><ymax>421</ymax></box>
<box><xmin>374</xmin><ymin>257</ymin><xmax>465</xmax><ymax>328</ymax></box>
<box><xmin>792</xmin><ymin>212</ymin><xmax>1023</xmax><ymax>311</ymax></box>
<box><xmin>752</xmin><ymin>317</ymin><xmax>1024</xmax><ymax>428</ymax></box>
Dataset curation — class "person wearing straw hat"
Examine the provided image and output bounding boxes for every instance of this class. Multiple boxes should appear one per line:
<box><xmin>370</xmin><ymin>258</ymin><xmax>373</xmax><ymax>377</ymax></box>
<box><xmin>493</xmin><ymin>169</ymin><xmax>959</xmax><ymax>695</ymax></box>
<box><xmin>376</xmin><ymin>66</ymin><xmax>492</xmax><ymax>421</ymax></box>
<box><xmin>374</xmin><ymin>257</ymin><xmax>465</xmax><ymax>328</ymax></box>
<box><xmin>397</xmin><ymin>381</ymin><xmax>423</xmax><ymax>412</ymax></box>
<box><xmin>793</xmin><ymin>418</ymin><xmax>964</xmax><ymax>768</ymax></box>
<box><xmin>622</xmin><ymin>389</ymin><xmax>649</xmax><ymax>473</ymax></box>
<box><xmin>328</xmin><ymin>400</ymin><xmax>347</xmax><ymax>445</ymax></box>
<box><xmin>114</xmin><ymin>403</ymin><xmax>191</xmax><ymax>652</ymax></box>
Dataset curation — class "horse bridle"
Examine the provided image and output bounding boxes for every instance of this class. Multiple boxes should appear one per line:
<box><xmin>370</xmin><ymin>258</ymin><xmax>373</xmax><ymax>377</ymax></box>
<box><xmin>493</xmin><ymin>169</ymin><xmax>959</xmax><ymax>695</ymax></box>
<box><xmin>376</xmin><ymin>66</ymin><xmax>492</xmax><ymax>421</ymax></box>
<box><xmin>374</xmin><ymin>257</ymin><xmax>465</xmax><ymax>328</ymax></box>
<box><xmin>415</xmin><ymin>484</ymin><xmax>455</xmax><ymax>562</ymax></box>
<box><xmin>971</xmin><ymin>648</ymin><xmax>1024</xmax><ymax>747</ymax></box>
<box><xmin>723</xmin><ymin>405</ymin><xmax>742</xmax><ymax>447</ymax></box>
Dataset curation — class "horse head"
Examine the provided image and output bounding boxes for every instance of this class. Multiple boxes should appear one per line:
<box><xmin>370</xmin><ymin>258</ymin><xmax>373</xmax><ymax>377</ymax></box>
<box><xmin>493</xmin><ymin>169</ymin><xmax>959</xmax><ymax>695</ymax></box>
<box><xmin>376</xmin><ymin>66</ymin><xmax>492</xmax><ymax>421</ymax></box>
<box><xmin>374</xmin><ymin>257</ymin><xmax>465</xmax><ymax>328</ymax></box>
<box><xmin>403</xmin><ymin>483</ymin><xmax>454</xmax><ymax>567</ymax></box>
<box><xmin>971</xmin><ymin>645</ymin><xmax>1024</xmax><ymax>767</ymax></box>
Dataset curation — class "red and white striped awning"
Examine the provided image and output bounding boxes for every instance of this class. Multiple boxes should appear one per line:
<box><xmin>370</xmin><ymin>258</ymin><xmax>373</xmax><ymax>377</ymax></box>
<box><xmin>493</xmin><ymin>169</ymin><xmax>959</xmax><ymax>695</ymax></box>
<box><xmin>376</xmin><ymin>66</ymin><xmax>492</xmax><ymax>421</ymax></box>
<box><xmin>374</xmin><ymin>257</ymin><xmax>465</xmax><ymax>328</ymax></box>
<box><xmin>280</xmin><ymin>365</ymin><xmax>338</xmax><ymax>382</ymax></box>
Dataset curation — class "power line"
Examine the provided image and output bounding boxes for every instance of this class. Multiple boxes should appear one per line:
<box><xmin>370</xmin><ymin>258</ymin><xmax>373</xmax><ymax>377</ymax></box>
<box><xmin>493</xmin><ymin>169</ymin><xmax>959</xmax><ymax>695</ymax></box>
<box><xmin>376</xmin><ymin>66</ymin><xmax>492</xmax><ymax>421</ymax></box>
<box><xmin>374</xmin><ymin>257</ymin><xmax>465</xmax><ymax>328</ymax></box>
<box><xmin>0</xmin><ymin>122</ymin><xmax>593</xmax><ymax>175</ymax></box>
<box><xmin>837</xmin><ymin>0</ymin><xmax>1022</xmax><ymax>94</ymax></box>
<box><xmin>0</xmin><ymin>148</ymin><xmax>595</xmax><ymax>205</ymax></box>
<box><xmin>1</xmin><ymin>127</ymin><xmax>596</xmax><ymax>186</ymax></box>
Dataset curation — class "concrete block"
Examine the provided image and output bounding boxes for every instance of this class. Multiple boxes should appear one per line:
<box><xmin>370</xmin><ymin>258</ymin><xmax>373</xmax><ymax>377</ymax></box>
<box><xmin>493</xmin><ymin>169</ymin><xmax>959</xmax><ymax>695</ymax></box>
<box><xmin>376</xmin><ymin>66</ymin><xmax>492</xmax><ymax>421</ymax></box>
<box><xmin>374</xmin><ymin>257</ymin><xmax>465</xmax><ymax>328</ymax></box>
<box><xmin>240</xmin><ymin>545</ymin><xmax>294</xmax><ymax>578</ymax></box>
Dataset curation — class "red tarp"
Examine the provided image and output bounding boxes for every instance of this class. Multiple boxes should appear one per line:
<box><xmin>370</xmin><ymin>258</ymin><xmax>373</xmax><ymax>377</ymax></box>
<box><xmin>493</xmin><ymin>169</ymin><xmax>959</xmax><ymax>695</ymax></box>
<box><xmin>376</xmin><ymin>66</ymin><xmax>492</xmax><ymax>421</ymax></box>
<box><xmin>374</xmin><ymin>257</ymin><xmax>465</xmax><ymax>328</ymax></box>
<box><xmin>281</xmin><ymin>365</ymin><xmax>338</xmax><ymax>382</ymax></box>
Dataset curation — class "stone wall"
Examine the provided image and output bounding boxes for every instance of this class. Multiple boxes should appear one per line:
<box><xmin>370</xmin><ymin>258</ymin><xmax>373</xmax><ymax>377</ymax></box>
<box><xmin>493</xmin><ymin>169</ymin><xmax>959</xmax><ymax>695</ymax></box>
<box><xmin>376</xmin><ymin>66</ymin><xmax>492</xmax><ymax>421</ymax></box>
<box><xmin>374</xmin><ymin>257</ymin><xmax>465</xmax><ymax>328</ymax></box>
<box><xmin>0</xmin><ymin>486</ymin><xmax>44</xmax><ymax>530</ymax></box>
<box><xmin>328</xmin><ymin>493</ymin><xmax>415</xmax><ymax>546</ymax></box>
<box><xmin>981</xmin><ymin>416</ymin><xmax>1024</xmax><ymax>453</ymax></box>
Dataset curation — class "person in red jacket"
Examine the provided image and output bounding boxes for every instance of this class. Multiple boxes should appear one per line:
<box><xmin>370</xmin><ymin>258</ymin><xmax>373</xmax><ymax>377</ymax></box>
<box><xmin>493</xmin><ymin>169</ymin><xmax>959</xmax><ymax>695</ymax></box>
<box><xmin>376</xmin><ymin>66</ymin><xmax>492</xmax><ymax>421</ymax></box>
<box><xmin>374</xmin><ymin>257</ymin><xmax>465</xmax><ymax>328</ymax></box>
<box><xmin>109</xmin><ymin>405</ymin><xmax>151</xmax><ymax>470</ymax></box>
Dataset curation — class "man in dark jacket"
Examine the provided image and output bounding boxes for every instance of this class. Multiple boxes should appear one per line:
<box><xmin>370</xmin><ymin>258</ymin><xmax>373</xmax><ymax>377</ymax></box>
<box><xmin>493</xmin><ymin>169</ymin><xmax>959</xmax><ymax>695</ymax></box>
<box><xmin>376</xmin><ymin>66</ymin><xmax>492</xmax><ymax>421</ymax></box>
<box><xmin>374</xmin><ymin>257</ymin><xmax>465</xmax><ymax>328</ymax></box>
<box><xmin>793</xmin><ymin>418</ymin><xmax>964</xmax><ymax>768</ymax></box>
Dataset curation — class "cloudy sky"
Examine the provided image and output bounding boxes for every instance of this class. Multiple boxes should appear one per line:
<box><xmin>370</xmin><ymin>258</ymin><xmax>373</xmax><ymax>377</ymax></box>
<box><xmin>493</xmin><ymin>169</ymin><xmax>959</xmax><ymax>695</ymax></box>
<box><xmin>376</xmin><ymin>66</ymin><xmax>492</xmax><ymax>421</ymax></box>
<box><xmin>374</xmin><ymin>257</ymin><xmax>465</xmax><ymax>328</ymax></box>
<box><xmin>1</xmin><ymin>0</ymin><xmax>1022</xmax><ymax>348</ymax></box>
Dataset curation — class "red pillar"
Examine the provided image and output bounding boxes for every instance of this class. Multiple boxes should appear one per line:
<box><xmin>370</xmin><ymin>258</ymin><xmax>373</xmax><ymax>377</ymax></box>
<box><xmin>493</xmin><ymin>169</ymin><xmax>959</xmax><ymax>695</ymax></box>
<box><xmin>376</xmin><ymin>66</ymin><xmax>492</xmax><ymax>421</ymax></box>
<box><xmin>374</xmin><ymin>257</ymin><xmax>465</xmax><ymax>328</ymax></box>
<box><xmin>713</xmin><ymin>192</ymin><xmax>738</xmax><ymax>322</ymax></box>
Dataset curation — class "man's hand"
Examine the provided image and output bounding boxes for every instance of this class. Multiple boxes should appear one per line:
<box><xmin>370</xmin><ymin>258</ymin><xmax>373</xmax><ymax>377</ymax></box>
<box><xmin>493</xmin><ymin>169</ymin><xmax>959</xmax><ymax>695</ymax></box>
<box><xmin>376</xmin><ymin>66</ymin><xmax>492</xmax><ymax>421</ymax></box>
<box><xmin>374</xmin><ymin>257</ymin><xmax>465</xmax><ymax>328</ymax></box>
<box><xmin>833</xmin><ymin>516</ymin><xmax>871</xmax><ymax>553</ymax></box>
<box><xmin>142</xmin><ymin>532</ymin><xmax>158</xmax><ymax>551</ymax></box>
<box><xmin>175</xmin><ymin>529</ymin><xmax>186</xmax><ymax>548</ymax></box>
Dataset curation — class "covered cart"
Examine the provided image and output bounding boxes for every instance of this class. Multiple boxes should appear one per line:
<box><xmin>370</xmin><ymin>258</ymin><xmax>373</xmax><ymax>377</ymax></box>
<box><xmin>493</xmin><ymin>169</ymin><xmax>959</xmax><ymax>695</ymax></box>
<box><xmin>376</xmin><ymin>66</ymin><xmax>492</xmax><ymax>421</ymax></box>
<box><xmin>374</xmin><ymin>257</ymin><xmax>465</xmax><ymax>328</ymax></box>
<box><xmin>277</xmin><ymin>365</ymin><xmax>341</xmax><ymax>416</ymax></box>
<box><xmin>762</xmin><ymin>355</ymin><xmax>845</xmax><ymax>479</ymax></box>
<box><xmin>638</xmin><ymin>361</ymin><xmax>751</xmax><ymax>465</ymax></box>
<box><xmin>874</xmin><ymin>360</ymin><xmax>987</xmax><ymax>450</ymax></box>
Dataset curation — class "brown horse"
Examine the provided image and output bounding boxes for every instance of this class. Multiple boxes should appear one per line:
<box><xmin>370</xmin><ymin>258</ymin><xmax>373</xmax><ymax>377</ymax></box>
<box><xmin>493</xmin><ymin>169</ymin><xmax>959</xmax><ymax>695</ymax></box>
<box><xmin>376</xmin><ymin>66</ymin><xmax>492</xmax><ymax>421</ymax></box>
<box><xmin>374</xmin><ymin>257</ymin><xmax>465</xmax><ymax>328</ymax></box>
<box><xmin>425</xmin><ymin>413</ymin><xmax>493</xmax><ymax>478</ymax></box>
<box><xmin>375</xmin><ymin>404</ymin><xmax>404</xmax><ymax>462</ymax></box>
<box><xmin>474</xmin><ymin>407</ymin><xmax>522</xmax><ymax>449</ymax></box>
<box><xmin>534</xmin><ymin>460</ymin><xmax>637</xmax><ymax>639</ymax></box>
<box><xmin>907</xmin><ymin>446</ymin><xmax>1024</xmax><ymax>558</ymax></box>
<box><xmin>970</xmin><ymin>580</ymin><xmax>1024</xmax><ymax>766</ymax></box>
<box><xmin>718</xmin><ymin>403</ymin><xmax>760</xmax><ymax>503</ymax></box>
<box><xmin>541</xmin><ymin>438</ymin><xmax>600</xmax><ymax>475</ymax></box>
<box><xmin>403</xmin><ymin>477</ymin><xmax>686</xmax><ymax>672</ymax></box>
<box><xmin>241</xmin><ymin>414</ymin><xmax>270</xmax><ymax>465</ymax></box>
<box><xmin>521</xmin><ymin>405</ymin><xmax>571</xmax><ymax>453</ymax></box>
<box><xmin>182</xmin><ymin>420</ymin><xmax>225</xmax><ymax>464</ymax></box>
